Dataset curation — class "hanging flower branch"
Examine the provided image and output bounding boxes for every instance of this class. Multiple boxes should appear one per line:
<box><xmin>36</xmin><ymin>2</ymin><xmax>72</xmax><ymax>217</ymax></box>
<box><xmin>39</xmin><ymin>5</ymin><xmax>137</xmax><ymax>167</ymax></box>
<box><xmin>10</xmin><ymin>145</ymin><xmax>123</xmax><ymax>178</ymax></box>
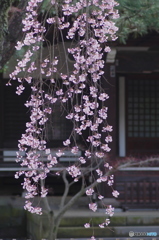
<box><xmin>9</xmin><ymin>0</ymin><xmax>119</xmax><ymax>228</ymax></box>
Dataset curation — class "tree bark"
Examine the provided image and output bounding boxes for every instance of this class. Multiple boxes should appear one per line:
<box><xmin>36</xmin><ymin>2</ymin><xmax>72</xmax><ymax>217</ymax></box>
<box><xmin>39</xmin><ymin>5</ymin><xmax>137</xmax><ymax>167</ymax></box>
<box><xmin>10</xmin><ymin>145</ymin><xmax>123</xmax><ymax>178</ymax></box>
<box><xmin>0</xmin><ymin>0</ymin><xmax>29</xmax><ymax>70</ymax></box>
<box><xmin>0</xmin><ymin>0</ymin><xmax>12</xmax><ymax>63</ymax></box>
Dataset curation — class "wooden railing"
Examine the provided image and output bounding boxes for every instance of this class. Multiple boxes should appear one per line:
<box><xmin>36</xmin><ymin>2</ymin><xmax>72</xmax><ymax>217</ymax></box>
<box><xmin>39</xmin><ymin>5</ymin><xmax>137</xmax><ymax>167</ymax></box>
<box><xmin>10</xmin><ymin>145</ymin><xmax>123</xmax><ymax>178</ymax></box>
<box><xmin>0</xmin><ymin>149</ymin><xmax>82</xmax><ymax>162</ymax></box>
<box><xmin>116</xmin><ymin>173</ymin><xmax>159</xmax><ymax>208</ymax></box>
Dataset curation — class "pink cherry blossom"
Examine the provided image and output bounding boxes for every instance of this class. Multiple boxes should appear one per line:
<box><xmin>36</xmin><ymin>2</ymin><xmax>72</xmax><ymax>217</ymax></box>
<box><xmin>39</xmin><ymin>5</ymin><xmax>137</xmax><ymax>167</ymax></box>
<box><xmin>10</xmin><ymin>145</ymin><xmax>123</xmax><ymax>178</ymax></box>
<box><xmin>10</xmin><ymin>0</ymin><xmax>119</xmax><ymax>218</ymax></box>
<box><xmin>112</xmin><ymin>190</ymin><xmax>120</xmax><ymax>198</ymax></box>
<box><xmin>106</xmin><ymin>205</ymin><xmax>114</xmax><ymax>217</ymax></box>
<box><xmin>89</xmin><ymin>203</ymin><xmax>97</xmax><ymax>212</ymax></box>
<box><xmin>86</xmin><ymin>188</ymin><xmax>94</xmax><ymax>196</ymax></box>
<box><xmin>84</xmin><ymin>223</ymin><xmax>90</xmax><ymax>228</ymax></box>
<box><xmin>63</xmin><ymin>139</ymin><xmax>71</xmax><ymax>146</ymax></box>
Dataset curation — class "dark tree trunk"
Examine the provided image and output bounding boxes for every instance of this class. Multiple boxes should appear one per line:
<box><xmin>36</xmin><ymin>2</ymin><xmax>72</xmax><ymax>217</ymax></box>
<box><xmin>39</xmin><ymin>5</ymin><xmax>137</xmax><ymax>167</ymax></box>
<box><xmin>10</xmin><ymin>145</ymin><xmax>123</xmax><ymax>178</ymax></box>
<box><xmin>0</xmin><ymin>0</ymin><xmax>28</xmax><ymax>70</ymax></box>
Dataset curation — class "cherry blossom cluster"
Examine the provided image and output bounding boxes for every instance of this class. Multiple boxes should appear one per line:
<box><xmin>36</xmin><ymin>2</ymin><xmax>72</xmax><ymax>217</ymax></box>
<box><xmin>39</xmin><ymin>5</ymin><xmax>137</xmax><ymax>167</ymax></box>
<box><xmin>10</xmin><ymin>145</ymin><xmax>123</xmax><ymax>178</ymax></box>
<box><xmin>85</xmin><ymin>163</ymin><xmax>118</xmax><ymax>228</ymax></box>
<box><xmin>9</xmin><ymin>0</ymin><xmax>46</xmax><ymax>87</ymax></box>
<box><xmin>9</xmin><ymin>0</ymin><xmax>119</xmax><ymax>218</ymax></box>
<box><xmin>62</xmin><ymin>0</ymin><xmax>119</xmax><ymax>42</ymax></box>
<box><xmin>15</xmin><ymin>90</ymin><xmax>59</xmax><ymax>213</ymax></box>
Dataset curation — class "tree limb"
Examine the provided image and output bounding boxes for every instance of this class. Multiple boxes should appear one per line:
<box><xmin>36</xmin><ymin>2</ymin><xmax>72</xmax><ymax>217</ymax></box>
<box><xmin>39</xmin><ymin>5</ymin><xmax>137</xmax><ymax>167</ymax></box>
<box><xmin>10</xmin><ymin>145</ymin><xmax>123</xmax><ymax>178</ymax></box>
<box><xmin>59</xmin><ymin>169</ymin><xmax>70</xmax><ymax>209</ymax></box>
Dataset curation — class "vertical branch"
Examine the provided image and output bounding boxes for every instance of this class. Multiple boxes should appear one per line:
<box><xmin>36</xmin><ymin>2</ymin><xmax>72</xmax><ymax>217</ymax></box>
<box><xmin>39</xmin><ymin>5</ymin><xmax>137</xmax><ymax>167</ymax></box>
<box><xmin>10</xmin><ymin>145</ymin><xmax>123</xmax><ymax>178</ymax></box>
<box><xmin>40</xmin><ymin>178</ymin><xmax>55</xmax><ymax>240</ymax></box>
<box><xmin>55</xmin><ymin>172</ymin><xmax>85</xmax><ymax>223</ymax></box>
<box><xmin>40</xmin><ymin>178</ymin><xmax>52</xmax><ymax>213</ymax></box>
<box><xmin>60</xmin><ymin>169</ymin><xmax>70</xmax><ymax>209</ymax></box>
<box><xmin>54</xmin><ymin>172</ymin><xmax>85</xmax><ymax>239</ymax></box>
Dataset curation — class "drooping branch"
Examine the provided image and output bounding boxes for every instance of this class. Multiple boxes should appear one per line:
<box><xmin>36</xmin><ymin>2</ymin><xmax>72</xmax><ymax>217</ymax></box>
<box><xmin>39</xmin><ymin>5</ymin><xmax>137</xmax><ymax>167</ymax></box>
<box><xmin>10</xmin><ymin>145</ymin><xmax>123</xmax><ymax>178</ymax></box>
<box><xmin>59</xmin><ymin>156</ymin><xmax>159</xmax><ymax>218</ymax></box>
<box><xmin>117</xmin><ymin>157</ymin><xmax>159</xmax><ymax>170</ymax></box>
<box><xmin>11</xmin><ymin>0</ymin><xmax>119</xmax><ymax>218</ymax></box>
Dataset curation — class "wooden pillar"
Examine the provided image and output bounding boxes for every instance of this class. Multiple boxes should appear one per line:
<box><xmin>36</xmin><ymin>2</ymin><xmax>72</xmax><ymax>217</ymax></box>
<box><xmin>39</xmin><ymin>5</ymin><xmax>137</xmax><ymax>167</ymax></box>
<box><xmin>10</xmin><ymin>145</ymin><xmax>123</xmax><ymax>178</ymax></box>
<box><xmin>102</xmin><ymin>59</ymin><xmax>117</xmax><ymax>157</ymax></box>
<box><xmin>0</xmin><ymin>73</ymin><xmax>4</xmax><ymax>162</ymax></box>
<box><xmin>99</xmin><ymin>51</ymin><xmax>117</xmax><ymax>198</ymax></box>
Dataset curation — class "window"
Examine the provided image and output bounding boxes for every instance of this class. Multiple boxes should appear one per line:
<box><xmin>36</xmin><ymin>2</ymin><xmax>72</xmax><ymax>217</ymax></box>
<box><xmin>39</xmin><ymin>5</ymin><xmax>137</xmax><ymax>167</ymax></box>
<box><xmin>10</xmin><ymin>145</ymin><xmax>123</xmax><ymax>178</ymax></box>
<box><xmin>0</xmin><ymin>80</ymin><xmax>30</xmax><ymax>149</ymax></box>
<box><xmin>46</xmin><ymin>100</ymin><xmax>73</xmax><ymax>141</ymax></box>
<box><xmin>126</xmin><ymin>74</ymin><xmax>159</xmax><ymax>155</ymax></box>
<box><xmin>0</xmin><ymin>79</ymin><xmax>73</xmax><ymax>160</ymax></box>
<box><xmin>127</xmin><ymin>78</ymin><xmax>159</xmax><ymax>138</ymax></box>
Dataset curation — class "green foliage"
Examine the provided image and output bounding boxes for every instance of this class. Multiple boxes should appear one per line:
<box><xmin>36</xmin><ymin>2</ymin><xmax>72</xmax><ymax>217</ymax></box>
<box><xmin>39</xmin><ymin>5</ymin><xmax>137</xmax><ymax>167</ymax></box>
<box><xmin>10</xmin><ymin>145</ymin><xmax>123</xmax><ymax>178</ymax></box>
<box><xmin>116</xmin><ymin>0</ymin><xmax>159</xmax><ymax>43</ymax></box>
<box><xmin>0</xmin><ymin>0</ymin><xmax>12</xmax><ymax>48</ymax></box>
<box><xmin>40</xmin><ymin>0</ymin><xmax>54</xmax><ymax>14</ymax></box>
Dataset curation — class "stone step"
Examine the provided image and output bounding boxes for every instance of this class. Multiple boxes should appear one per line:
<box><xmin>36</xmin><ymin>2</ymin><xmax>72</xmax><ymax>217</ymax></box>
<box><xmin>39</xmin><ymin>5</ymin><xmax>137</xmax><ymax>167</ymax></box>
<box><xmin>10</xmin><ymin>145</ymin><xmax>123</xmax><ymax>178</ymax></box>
<box><xmin>60</xmin><ymin>213</ymin><xmax>159</xmax><ymax>227</ymax></box>
<box><xmin>57</xmin><ymin>238</ymin><xmax>159</xmax><ymax>240</ymax></box>
<box><xmin>1</xmin><ymin>238</ymin><xmax>159</xmax><ymax>240</ymax></box>
<box><xmin>57</xmin><ymin>226</ymin><xmax>159</xmax><ymax>238</ymax></box>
